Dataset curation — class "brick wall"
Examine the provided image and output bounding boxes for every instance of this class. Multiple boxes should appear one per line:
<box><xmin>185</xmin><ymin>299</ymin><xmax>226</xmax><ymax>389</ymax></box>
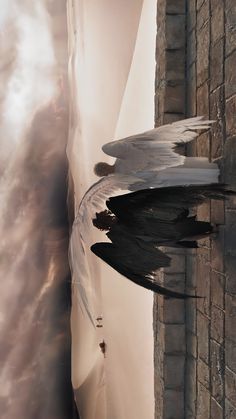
<box><xmin>155</xmin><ymin>1</ymin><xmax>236</xmax><ymax>418</ymax></box>
<box><xmin>154</xmin><ymin>1</ymin><xmax>187</xmax><ymax>418</ymax></box>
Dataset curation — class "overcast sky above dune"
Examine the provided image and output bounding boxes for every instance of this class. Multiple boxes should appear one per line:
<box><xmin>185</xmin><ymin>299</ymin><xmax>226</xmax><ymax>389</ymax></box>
<box><xmin>0</xmin><ymin>1</ymin><xmax>157</xmax><ymax>418</ymax></box>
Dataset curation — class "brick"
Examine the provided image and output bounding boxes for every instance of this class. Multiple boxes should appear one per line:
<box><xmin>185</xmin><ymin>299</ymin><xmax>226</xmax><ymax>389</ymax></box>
<box><xmin>226</xmin><ymin>97</ymin><xmax>236</xmax><ymax>137</ymax></box>
<box><xmin>226</xmin><ymin>399</ymin><xmax>236</xmax><ymax>419</ymax></box>
<box><xmin>224</xmin><ymin>138</ymin><xmax>236</xmax><ymax>185</ymax></box>
<box><xmin>164</xmin><ymin>355</ymin><xmax>185</xmax><ymax>389</ymax></box>
<box><xmin>166</xmin><ymin>0</ymin><xmax>185</xmax><ymax>14</ymax></box>
<box><xmin>197</xmin><ymin>311</ymin><xmax>210</xmax><ymax>362</ymax></box>
<box><xmin>225</xmin><ymin>0</ymin><xmax>236</xmax><ymax>56</ymax></box>
<box><xmin>186</xmin><ymin>251</ymin><xmax>198</xmax><ymax>291</ymax></box>
<box><xmin>211</xmin><ymin>227</ymin><xmax>224</xmax><ymax>273</ymax></box>
<box><xmin>211</xmin><ymin>305</ymin><xmax>224</xmax><ymax>344</ymax></box>
<box><xmin>211</xmin><ymin>271</ymin><xmax>225</xmax><ymax>310</ymax></box>
<box><xmin>226</xmin><ymin>367</ymin><xmax>236</xmax><ymax>407</ymax></box>
<box><xmin>197</xmin><ymin>250</ymin><xmax>211</xmax><ymax>316</ymax></box>
<box><xmin>209</xmin><ymin>86</ymin><xmax>224</xmax><ymax>160</ymax></box>
<box><xmin>225</xmin><ymin>254</ymin><xmax>236</xmax><ymax>295</ymax></box>
<box><xmin>187</xmin><ymin>0</ymin><xmax>197</xmax><ymax>32</ymax></box>
<box><xmin>210</xmin><ymin>340</ymin><xmax>224</xmax><ymax>405</ymax></box>
<box><xmin>197</xmin><ymin>0</ymin><xmax>205</xmax><ymax>10</ymax></box>
<box><xmin>197</xmin><ymin>383</ymin><xmax>210</xmax><ymax>419</ymax></box>
<box><xmin>197</xmin><ymin>0</ymin><xmax>210</xmax><ymax>31</ymax></box>
<box><xmin>210</xmin><ymin>200</ymin><xmax>225</xmax><ymax>225</ymax></box>
<box><xmin>198</xmin><ymin>358</ymin><xmax>210</xmax><ymax>389</ymax></box>
<box><xmin>166</xmin><ymin>49</ymin><xmax>185</xmax><ymax>81</ymax></box>
<box><xmin>163</xmin><ymin>113</ymin><xmax>185</xmax><ymax>124</ymax></box>
<box><xmin>197</xmin><ymin>22</ymin><xmax>210</xmax><ymax>86</ymax></box>
<box><xmin>164</xmin><ymin>389</ymin><xmax>184</xmax><ymax>419</ymax></box>
<box><xmin>187</xmin><ymin>331</ymin><xmax>197</xmax><ymax>358</ymax></box>
<box><xmin>164</xmin><ymin>83</ymin><xmax>186</xmax><ymax>113</ymax></box>
<box><xmin>186</xmin><ymin>298</ymin><xmax>197</xmax><ymax>333</ymax></box>
<box><xmin>210</xmin><ymin>398</ymin><xmax>223</xmax><ymax>419</ymax></box>
<box><xmin>164</xmin><ymin>323</ymin><xmax>186</xmax><ymax>354</ymax></box>
<box><xmin>210</xmin><ymin>38</ymin><xmax>224</xmax><ymax>92</ymax></box>
<box><xmin>166</xmin><ymin>15</ymin><xmax>186</xmax><ymax>49</ymax></box>
<box><xmin>225</xmin><ymin>51</ymin><xmax>236</xmax><ymax>99</ymax></box>
<box><xmin>226</xmin><ymin>339</ymin><xmax>236</xmax><ymax>373</ymax></box>
<box><xmin>187</xmin><ymin>30</ymin><xmax>197</xmax><ymax>68</ymax></box>
<box><xmin>185</xmin><ymin>356</ymin><xmax>197</xmax><ymax>418</ymax></box>
<box><xmin>186</xmin><ymin>63</ymin><xmax>197</xmax><ymax>116</ymax></box>
<box><xmin>164</xmin><ymin>254</ymin><xmax>185</xmax><ymax>273</ymax></box>
<box><xmin>197</xmin><ymin>133</ymin><xmax>210</xmax><ymax>158</ymax></box>
<box><xmin>225</xmin><ymin>211</ymin><xmax>236</xmax><ymax>256</ymax></box>
<box><xmin>197</xmin><ymin>82</ymin><xmax>209</xmax><ymax>116</ymax></box>
<box><xmin>211</xmin><ymin>0</ymin><xmax>224</xmax><ymax>44</ymax></box>
<box><xmin>158</xmin><ymin>296</ymin><xmax>185</xmax><ymax>324</ymax></box>
<box><xmin>226</xmin><ymin>294</ymin><xmax>236</xmax><ymax>343</ymax></box>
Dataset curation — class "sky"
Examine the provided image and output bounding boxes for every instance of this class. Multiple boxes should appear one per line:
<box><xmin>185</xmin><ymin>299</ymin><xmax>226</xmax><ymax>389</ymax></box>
<box><xmin>0</xmin><ymin>1</ymin><xmax>157</xmax><ymax>418</ymax></box>
<box><xmin>0</xmin><ymin>1</ymin><xmax>75</xmax><ymax>418</ymax></box>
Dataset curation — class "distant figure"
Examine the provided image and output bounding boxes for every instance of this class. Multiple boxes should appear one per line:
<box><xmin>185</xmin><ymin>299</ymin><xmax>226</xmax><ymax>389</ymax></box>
<box><xmin>96</xmin><ymin>316</ymin><xmax>103</xmax><ymax>328</ymax></box>
<box><xmin>99</xmin><ymin>340</ymin><xmax>106</xmax><ymax>357</ymax></box>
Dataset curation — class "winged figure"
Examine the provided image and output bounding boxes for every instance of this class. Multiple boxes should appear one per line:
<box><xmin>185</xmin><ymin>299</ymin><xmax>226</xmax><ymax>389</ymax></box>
<box><xmin>70</xmin><ymin>116</ymin><xmax>233</xmax><ymax>321</ymax></box>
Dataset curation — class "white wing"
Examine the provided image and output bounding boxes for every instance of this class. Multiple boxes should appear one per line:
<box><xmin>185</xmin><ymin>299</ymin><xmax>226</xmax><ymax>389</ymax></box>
<box><xmin>102</xmin><ymin>116</ymin><xmax>214</xmax><ymax>174</ymax></box>
<box><xmin>71</xmin><ymin>174</ymin><xmax>140</xmax><ymax>326</ymax></box>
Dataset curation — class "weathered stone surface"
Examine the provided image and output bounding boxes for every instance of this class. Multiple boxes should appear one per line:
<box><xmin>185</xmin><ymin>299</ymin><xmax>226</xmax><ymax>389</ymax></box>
<box><xmin>197</xmin><ymin>22</ymin><xmax>210</xmax><ymax>86</ymax></box>
<box><xmin>158</xmin><ymin>296</ymin><xmax>185</xmax><ymax>324</ymax></box>
<box><xmin>225</xmin><ymin>294</ymin><xmax>236</xmax><ymax>343</ymax></box>
<box><xmin>225</xmin><ymin>254</ymin><xmax>236</xmax><ymax>295</ymax></box>
<box><xmin>210</xmin><ymin>398</ymin><xmax>223</xmax><ymax>419</ymax></box>
<box><xmin>226</xmin><ymin>367</ymin><xmax>236</xmax><ymax>407</ymax></box>
<box><xmin>197</xmin><ymin>82</ymin><xmax>209</xmax><ymax>116</ymax></box>
<box><xmin>164</xmin><ymin>254</ymin><xmax>185</xmax><ymax>273</ymax></box>
<box><xmin>211</xmin><ymin>305</ymin><xmax>224</xmax><ymax>344</ymax></box>
<box><xmin>225</xmin><ymin>0</ymin><xmax>236</xmax><ymax>56</ymax></box>
<box><xmin>225</xmin><ymin>50</ymin><xmax>236</xmax><ymax>99</ymax></box>
<box><xmin>225</xmin><ymin>211</ymin><xmax>236</xmax><ymax>256</ymax></box>
<box><xmin>186</xmin><ymin>63</ymin><xmax>197</xmax><ymax>116</ymax></box>
<box><xmin>210</xmin><ymin>200</ymin><xmax>225</xmax><ymax>225</ymax></box>
<box><xmin>211</xmin><ymin>0</ymin><xmax>224</xmax><ymax>44</ymax></box>
<box><xmin>187</xmin><ymin>0</ymin><xmax>197</xmax><ymax>32</ymax></box>
<box><xmin>196</xmin><ymin>132</ymin><xmax>210</xmax><ymax>157</ymax></box>
<box><xmin>226</xmin><ymin>96</ymin><xmax>236</xmax><ymax>138</ymax></box>
<box><xmin>210</xmin><ymin>340</ymin><xmax>224</xmax><ymax>405</ymax></box>
<box><xmin>164</xmin><ymin>389</ymin><xmax>184</xmax><ymax>419</ymax></box>
<box><xmin>226</xmin><ymin>339</ymin><xmax>236</xmax><ymax>373</ymax></box>
<box><xmin>162</xmin><ymin>112</ymin><xmax>185</xmax><ymax>124</ymax></box>
<box><xmin>197</xmin><ymin>0</ymin><xmax>205</xmax><ymax>10</ymax></box>
<box><xmin>164</xmin><ymin>323</ymin><xmax>186</xmax><ymax>354</ymax></box>
<box><xmin>185</xmin><ymin>356</ymin><xmax>197</xmax><ymax>418</ymax></box>
<box><xmin>226</xmin><ymin>399</ymin><xmax>236</xmax><ymax>419</ymax></box>
<box><xmin>197</xmin><ymin>311</ymin><xmax>210</xmax><ymax>363</ymax></box>
<box><xmin>209</xmin><ymin>86</ymin><xmax>224</xmax><ymax>160</ymax></box>
<box><xmin>224</xmin><ymin>138</ymin><xmax>236</xmax><ymax>185</ymax></box>
<box><xmin>197</xmin><ymin>250</ymin><xmax>211</xmax><ymax>316</ymax></box>
<box><xmin>210</xmin><ymin>38</ymin><xmax>224</xmax><ymax>92</ymax></box>
<box><xmin>164</xmin><ymin>84</ymin><xmax>186</xmax><ymax>113</ymax></box>
<box><xmin>164</xmin><ymin>355</ymin><xmax>185</xmax><ymax>389</ymax></box>
<box><xmin>197</xmin><ymin>383</ymin><xmax>210</xmax><ymax>419</ymax></box>
<box><xmin>198</xmin><ymin>358</ymin><xmax>210</xmax><ymax>389</ymax></box>
<box><xmin>166</xmin><ymin>0</ymin><xmax>185</xmax><ymax>14</ymax></box>
<box><xmin>197</xmin><ymin>0</ymin><xmax>210</xmax><ymax>31</ymax></box>
<box><xmin>187</xmin><ymin>331</ymin><xmax>197</xmax><ymax>358</ymax></box>
<box><xmin>211</xmin><ymin>227</ymin><xmax>224</xmax><ymax>273</ymax></box>
<box><xmin>165</xmin><ymin>49</ymin><xmax>185</xmax><ymax>80</ymax></box>
<box><xmin>187</xmin><ymin>30</ymin><xmax>196</xmax><ymax>68</ymax></box>
<box><xmin>211</xmin><ymin>271</ymin><xmax>225</xmax><ymax>310</ymax></box>
<box><xmin>166</xmin><ymin>15</ymin><xmax>186</xmax><ymax>49</ymax></box>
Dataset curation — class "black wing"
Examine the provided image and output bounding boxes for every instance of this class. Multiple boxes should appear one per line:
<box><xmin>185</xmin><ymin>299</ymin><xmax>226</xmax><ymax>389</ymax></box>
<box><xmin>91</xmin><ymin>184</ymin><xmax>235</xmax><ymax>298</ymax></box>
<box><xmin>91</xmin><ymin>241</ymin><xmax>197</xmax><ymax>299</ymax></box>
